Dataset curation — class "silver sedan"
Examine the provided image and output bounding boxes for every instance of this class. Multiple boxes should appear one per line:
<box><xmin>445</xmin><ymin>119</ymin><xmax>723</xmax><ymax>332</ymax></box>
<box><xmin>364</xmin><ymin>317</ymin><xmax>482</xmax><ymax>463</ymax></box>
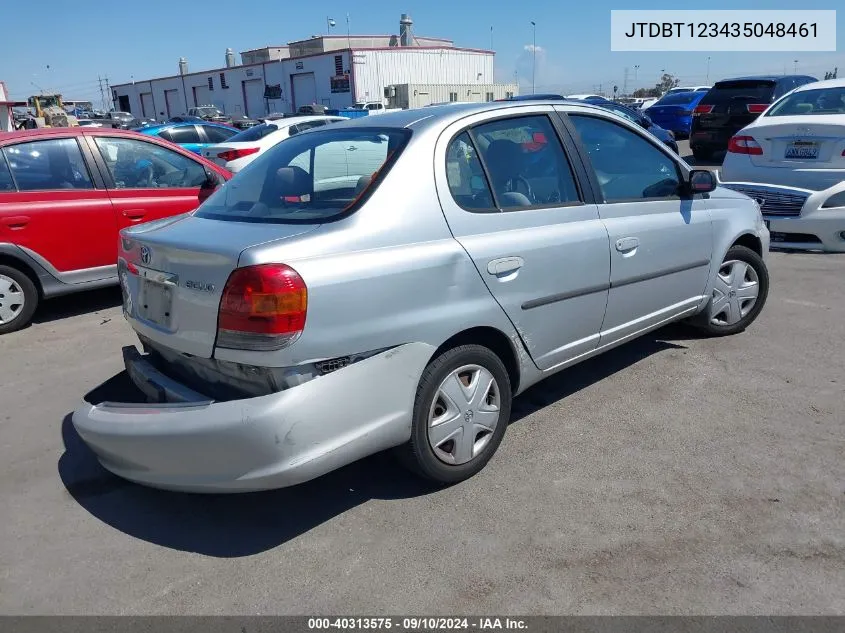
<box><xmin>73</xmin><ymin>101</ymin><xmax>771</xmax><ymax>492</ymax></box>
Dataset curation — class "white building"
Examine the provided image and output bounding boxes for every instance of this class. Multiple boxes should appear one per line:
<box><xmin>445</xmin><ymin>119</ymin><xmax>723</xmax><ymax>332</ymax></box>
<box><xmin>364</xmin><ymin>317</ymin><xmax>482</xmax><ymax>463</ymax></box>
<box><xmin>111</xmin><ymin>14</ymin><xmax>518</xmax><ymax>120</ymax></box>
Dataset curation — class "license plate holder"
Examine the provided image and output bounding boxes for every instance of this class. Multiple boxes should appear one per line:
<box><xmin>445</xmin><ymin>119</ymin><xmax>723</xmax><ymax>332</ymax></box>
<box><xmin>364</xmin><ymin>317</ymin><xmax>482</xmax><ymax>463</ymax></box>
<box><xmin>785</xmin><ymin>141</ymin><xmax>818</xmax><ymax>160</ymax></box>
<box><xmin>138</xmin><ymin>279</ymin><xmax>174</xmax><ymax>328</ymax></box>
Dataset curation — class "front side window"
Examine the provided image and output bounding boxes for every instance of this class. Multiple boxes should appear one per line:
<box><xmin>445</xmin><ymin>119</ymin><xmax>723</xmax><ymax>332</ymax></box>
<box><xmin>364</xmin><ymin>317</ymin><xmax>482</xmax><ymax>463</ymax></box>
<box><xmin>569</xmin><ymin>114</ymin><xmax>681</xmax><ymax>202</ymax></box>
<box><xmin>3</xmin><ymin>138</ymin><xmax>93</xmax><ymax>191</ymax></box>
<box><xmin>196</xmin><ymin>127</ymin><xmax>410</xmax><ymax>223</ymax></box>
<box><xmin>469</xmin><ymin>115</ymin><xmax>581</xmax><ymax>210</ymax></box>
<box><xmin>94</xmin><ymin>137</ymin><xmax>206</xmax><ymax>189</ymax></box>
<box><xmin>161</xmin><ymin>126</ymin><xmax>202</xmax><ymax>144</ymax></box>
<box><xmin>202</xmin><ymin>125</ymin><xmax>238</xmax><ymax>143</ymax></box>
<box><xmin>767</xmin><ymin>87</ymin><xmax>845</xmax><ymax>116</ymax></box>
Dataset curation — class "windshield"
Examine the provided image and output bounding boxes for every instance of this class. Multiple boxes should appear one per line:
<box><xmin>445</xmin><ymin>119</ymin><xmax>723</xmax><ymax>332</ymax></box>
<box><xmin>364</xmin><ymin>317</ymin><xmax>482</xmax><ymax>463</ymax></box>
<box><xmin>766</xmin><ymin>86</ymin><xmax>845</xmax><ymax>116</ymax></box>
<box><xmin>195</xmin><ymin>127</ymin><xmax>411</xmax><ymax>224</ymax></box>
<box><xmin>196</xmin><ymin>107</ymin><xmax>222</xmax><ymax>116</ymax></box>
<box><xmin>227</xmin><ymin>123</ymin><xmax>281</xmax><ymax>142</ymax></box>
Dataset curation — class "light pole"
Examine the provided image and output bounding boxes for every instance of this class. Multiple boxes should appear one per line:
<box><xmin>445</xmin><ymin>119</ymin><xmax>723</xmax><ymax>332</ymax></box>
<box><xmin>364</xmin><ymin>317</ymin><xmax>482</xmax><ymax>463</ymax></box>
<box><xmin>531</xmin><ymin>21</ymin><xmax>536</xmax><ymax>94</ymax></box>
<box><xmin>326</xmin><ymin>17</ymin><xmax>336</xmax><ymax>35</ymax></box>
<box><xmin>794</xmin><ymin>59</ymin><xmax>799</xmax><ymax>73</ymax></box>
<box><xmin>706</xmin><ymin>56</ymin><xmax>711</xmax><ymax>83</ymax></box>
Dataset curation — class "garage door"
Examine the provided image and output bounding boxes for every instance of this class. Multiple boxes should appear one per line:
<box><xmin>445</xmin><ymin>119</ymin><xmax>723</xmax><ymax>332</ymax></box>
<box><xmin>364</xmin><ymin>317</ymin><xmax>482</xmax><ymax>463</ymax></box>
<box><xmin>192</xmin><ymin>85</ymin><xmax>211</xmax><ymax>107</ymax></box>
<box><xmin>140</xmin><ymin>93</ymin><xmax>154</xmax><ymax>118</ymax></box>
<box><xmin>165</xmin><ymin>89</ymin><xmax>181</xmax><ymax>118</ymax></box>
<box><xmin>292</xmin><ymin>73</ymin><xmax>317</xmax><ymax>111</ymax></box>
<box><xmin>242</xmin><ymin>79</ymin><xmax>265</xmax><ymax>118</ymax></box>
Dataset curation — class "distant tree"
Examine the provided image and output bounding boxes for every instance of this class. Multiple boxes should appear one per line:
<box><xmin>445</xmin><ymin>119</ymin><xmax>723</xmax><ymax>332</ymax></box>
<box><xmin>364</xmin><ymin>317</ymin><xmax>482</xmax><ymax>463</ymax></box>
<box><xmin>655</xmin><ymin>73</ymin><xmax>681</xmax><ymax>94</ymax></box>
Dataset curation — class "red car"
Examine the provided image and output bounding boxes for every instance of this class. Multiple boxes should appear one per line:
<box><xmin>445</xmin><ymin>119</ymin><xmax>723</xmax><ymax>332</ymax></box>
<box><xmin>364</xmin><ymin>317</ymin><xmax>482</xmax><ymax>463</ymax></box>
<box><xmin>0</xmin><ymin>127</ymin><xmax>231</xmax><ymax>333</ymax></box>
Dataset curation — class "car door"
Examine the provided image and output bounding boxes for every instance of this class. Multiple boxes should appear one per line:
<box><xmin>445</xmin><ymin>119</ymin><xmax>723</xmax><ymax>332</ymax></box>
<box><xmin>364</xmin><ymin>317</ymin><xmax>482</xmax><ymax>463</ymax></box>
<box><xmin>86</xmin><ymin>135</ymin><xmax>210</xmax><ymax>231</ymax></box>
<box><xmin>563</xmin><ymin>111</ymin><xmax>713</xmax><ymax>348</ymax></box>
<box><xmin>435</xmin><ymin>110</ymin><xmax>611</xmax><ymax>372</ymax></box>
<box><xmin>0</xmin><ymin>136</ymin><xmax>117</xmax><ymax>276</ymax></box>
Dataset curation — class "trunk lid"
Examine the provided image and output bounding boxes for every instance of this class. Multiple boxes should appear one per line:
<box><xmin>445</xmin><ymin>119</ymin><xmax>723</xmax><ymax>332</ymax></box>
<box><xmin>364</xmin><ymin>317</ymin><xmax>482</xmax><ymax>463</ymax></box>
<box><xmin>694</xmin><ymin>79</ymin><xmax>775</xmax><ymax>134</ymax></box>
<box><xmin>746</xmin><ymin>117</ymin><xmax>845</xmax><ymax>173</ymax></box>
<box><xmin>119</xmin><ymin>214</ymin><xmax>320</xmax><ymax>358</ymax></box>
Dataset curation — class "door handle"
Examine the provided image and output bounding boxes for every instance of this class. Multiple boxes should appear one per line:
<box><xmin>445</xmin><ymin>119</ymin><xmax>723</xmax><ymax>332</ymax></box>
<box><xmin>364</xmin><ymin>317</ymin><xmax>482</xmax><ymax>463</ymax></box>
<box><xmin>487</xmin><ymin>256</ymin><xmax>524</xmax><ymax>276</ymax></box>
<box><xmin>615</xmin><ymin>237</ymin><xmax>639</xmax><ymax>252</ymax></box>
<box><xmin>1</xmin><ymin>216</ymin><xmax>30</xmax><ymax>229</ymax></box>
<box><xmin>122</xmin><ymin>209</ymin><xmax>146</xmax><ymax>220</ymax></box>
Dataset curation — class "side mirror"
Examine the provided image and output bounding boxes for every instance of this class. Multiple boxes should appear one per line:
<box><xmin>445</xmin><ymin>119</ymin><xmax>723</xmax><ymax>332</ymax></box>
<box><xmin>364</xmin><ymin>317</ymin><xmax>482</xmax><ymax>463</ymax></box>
<box><xmin>198</xmin><ymin>169</ymin><xmax>222</xmax><ymax>203</ymax></box>
<box><xmin>688</xmin><ymin>169</ymin><xmax>717</xmax><ymax>194</ymax></box>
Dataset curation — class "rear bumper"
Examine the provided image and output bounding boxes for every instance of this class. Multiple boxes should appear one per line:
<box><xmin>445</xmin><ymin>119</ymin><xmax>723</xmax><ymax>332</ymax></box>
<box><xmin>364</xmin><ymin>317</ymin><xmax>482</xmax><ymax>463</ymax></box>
<box><xmin>72</xmin><ymin>342</ymin><xmax>436</xmax><ymax>493</ymax></box>
<box><xmin>720</xmin><ymin>180</ymin><xmax>845</xmax><ymax>253</ymax></box>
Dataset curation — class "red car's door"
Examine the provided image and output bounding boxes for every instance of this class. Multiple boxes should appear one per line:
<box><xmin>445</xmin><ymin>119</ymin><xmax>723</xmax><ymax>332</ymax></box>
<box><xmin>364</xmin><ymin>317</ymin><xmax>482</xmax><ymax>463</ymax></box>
<box><xmin>85</xmin><ymin>134</ymin><xmax>214</xmax><ymax>231</ymax></box>
<box><xmin>0</xmin><ymin>136</ymin><xmax>117</xmax><ymax>274</ymax></box>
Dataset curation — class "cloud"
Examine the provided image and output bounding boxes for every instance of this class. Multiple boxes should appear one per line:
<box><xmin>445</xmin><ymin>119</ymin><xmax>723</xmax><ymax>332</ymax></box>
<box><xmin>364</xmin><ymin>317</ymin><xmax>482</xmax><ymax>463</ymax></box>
<box><xmin>506</xmin><ymin>42</ymin><xmax>565</xmax><ymax>93</ymax></box>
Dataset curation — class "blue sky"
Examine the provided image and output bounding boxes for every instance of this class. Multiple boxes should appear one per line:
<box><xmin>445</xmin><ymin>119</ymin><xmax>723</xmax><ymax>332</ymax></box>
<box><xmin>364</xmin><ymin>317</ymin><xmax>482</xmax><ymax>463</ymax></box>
<box><xmin>2</xmin><ymin>0</ymin><xmax>843</xmax><ymax>105</ymax></box>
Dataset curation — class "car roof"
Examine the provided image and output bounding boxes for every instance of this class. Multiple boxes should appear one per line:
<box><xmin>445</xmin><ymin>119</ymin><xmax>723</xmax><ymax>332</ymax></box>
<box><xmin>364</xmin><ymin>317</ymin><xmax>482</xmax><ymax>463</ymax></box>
<box><xmin>321</xmin><ymin>101</ymin><xmax>643</xmax><ymax>134</ymax></box>
<box><xmin>714</xmin><ymin>74</ymin><xmax>817</xmax><ymax>84</ymax></box>
<box><xmin>791</xmin><ymin>77</ymin><xmax>845</xmax><ymax>91</ymax></box>
<box><xmin>140</xmin><ymin>121</ymin><xmax>231</xmax><ymax>133</ymax></box>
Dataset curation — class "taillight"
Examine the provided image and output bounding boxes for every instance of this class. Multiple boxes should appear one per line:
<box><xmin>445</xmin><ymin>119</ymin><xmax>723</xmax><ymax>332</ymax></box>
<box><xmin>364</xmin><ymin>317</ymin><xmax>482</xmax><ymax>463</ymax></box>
<box><xmin>693</xmin><ymin>104</ymin><xmax>713</xmax><ymax>115</ymax></box>
<box><xmin>727</xmin><ymin>135</ymin><xmax>763</xmax><ymax>155</ymax></box>
<box><xmin>216</xmin><ymin>264</ymin><xmax>307</xmax><ymax>351</ymax></box>
<box><xmin>746</xmin><ymin>103</ymin><xmax>768</xmax><ymax>114</ymax></box>
<box><xmin>217</xmin><ymin>147</ymin><xmax>259</xmax><ymax>162</ymax></box>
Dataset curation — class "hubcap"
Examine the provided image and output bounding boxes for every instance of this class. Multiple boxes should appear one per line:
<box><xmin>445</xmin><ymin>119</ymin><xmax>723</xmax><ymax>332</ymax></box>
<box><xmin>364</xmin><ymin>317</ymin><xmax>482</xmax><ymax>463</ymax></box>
<box><xmin>710</xmin><ymin>259</ymin><xmax>759</xmax><ymax>326</ymax></box>
<box><xmin>427</xmin><ymin>364</ymin><xmax>501</xmax><ymax>465</ymax></box>
<box><xmin>0</xmin><ymin>274</ymin><xmax>25</xmax><ymax>324</ymax></box>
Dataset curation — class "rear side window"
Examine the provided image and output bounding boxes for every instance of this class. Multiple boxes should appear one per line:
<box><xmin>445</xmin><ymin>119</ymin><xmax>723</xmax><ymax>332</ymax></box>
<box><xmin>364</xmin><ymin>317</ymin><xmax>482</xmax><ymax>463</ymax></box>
<box><xmin>3</xmin><ymin>138</ymin><xmax>94</xmax><ymax>191</ymax></box>
<box><xmin>701</xmin><ymin>80</ymin><xmax>776</xmax><ymax>105</ymax></box>
<box><xmin>160</xmin><ymin>126</ymin><xmax>201</xmax><ymax>144</ymax></box>
<box><xmin>195</xmin><ymin>127</ymin><xmax>411</xmax><ymax>223</ymax></box>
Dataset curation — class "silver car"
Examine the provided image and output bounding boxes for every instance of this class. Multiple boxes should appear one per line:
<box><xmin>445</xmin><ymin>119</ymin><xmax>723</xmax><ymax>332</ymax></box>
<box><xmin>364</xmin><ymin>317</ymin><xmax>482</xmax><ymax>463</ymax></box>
<box><xmin>73</xmin><ymin>101</ymin><xmax>771</xmax><ymax>493</ymax></box>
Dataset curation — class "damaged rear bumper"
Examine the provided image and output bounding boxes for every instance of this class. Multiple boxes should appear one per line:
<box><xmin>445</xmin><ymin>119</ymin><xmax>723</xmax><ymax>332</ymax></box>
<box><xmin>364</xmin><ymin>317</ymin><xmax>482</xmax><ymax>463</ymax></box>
<box><xmin>71</xmin><ymin>343</ymin><xmax>436</xmax><ymax>493</ymax></box>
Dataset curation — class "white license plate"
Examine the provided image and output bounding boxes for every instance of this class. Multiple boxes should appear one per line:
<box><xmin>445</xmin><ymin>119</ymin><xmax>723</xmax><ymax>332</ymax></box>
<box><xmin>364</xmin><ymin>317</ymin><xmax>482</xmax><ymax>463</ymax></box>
<box><xmin>138</xmin><ymin>279</ymin><xmax>173</xmax><ymax>328</ymax></box>
<box><xmin>785</xmin><ymin>142</ymin><xmax>818</xmax><ymax>159</ymax></box>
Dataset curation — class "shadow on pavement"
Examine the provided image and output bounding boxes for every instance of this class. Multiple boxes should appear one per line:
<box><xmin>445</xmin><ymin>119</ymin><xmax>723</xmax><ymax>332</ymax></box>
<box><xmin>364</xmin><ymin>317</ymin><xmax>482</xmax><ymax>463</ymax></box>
<box><xmin>34</xmin><ymin>287</ymin><xmax>122</xmax><ymax>325</ymax></box>
<box><xmin>58</xmin><ymin>325</ymin><xmax>690</xmax><ymax>557</ymax></box>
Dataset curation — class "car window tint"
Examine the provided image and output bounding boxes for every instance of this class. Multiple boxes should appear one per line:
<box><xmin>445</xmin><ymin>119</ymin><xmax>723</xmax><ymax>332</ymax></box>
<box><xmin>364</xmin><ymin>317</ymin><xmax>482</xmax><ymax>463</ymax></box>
<box><xmin>4</xmin><ymin>138</ymin><xmax>94</xmax><ymax>191</ymax></box>
<box><xmin>202</xmin><ymin>125</ymin><xmax>238</xmax><ymax>143</ymax></box>
<box><xmin>94</xmin><ymin>137</ymin><xmax>206</xmax><ymax>189</ymax></box>
<box><xmin>471</xmin><ymin>115</ymin><xmax>580</xmax><ymax>210</ymax></box>
<box><xmin>227</xmin><ymin>123</ymin><xmax>279</xmax><ymax>142</ymax></box>
<box><xmin>569</xmin><ymin>114</ymin><xmax>681</xmax><ymax>202</ymax></box>
<box><xmin>162</xmin><ymin>126</ymin><xmax>202</xmax><ymax>144</ymax></box>
<box><xmin>445</xmin><ymin>132</ymin><xmax>494</xmax><ymax>211</ymax></box>
<box><xmin>0</xmin><ymin>153</ymin><xmax>15</xmax><ymax>191</ymax></box>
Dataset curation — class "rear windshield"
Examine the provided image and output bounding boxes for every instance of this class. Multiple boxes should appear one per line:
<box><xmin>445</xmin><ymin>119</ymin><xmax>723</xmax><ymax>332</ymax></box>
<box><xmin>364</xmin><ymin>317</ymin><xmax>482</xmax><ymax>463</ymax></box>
<box><xmin>656</xmin><ymin>92</ymin><xmax>698</xmax><ymax>105</ymax></box>
<box><xmin>195</xmin><ymin>127</ymin><xmax>411</xmax><ymax>224</ymax></box>
<box><xmin>766</xmin><ymin>86</ymin><xmax>845</xmax><ymax>116</ymax></box>
<box><xmin>701</xmin><ymin>80</ymin><xmax>776</xmax><ymax>104</ymax></box>
<box><xmin>227</xmin><ymin>123</ymin><xmax>280</xmax><ymax>142</ymax></box>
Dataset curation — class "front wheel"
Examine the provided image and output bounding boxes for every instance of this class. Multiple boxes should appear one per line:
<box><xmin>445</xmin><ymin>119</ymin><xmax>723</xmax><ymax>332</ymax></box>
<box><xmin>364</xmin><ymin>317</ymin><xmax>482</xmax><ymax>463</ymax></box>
<box><xmin>397</xmin><ymin>344</ymin><xmax>512</xmax><ymax>485</ymax></box>
<box><xmin>0</xmin><ymin>265</ymin><xmax>39</xmax><ymax>335</ymax></box>
<box><xmin>690</xmin><ymin>245</ymin><xmax>769</xmax><ymax>336</ymax></box>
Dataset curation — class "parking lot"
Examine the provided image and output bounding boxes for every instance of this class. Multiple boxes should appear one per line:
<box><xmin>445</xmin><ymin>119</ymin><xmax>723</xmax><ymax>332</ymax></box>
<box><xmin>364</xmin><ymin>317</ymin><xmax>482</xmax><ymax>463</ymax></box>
<box><xmin>1</xmin><ymin>249</ymin><xmax>843</xmax><ymax>615</ymax></box>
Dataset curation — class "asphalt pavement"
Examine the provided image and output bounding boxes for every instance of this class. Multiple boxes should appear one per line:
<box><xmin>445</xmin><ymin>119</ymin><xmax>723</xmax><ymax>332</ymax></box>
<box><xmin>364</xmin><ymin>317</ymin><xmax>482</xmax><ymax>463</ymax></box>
<box><xmin>1</xmin><ymin>252</ymin><xmax>843</xmax><ymax>615</ymax></box>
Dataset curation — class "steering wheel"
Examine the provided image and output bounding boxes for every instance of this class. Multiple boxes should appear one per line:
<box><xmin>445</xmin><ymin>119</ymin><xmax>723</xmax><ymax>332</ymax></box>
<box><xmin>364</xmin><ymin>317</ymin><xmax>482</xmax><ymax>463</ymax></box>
<box><xmin>512</xmin><ymin>175</ymin><xmax>535</xmax><ymax>203</ymax></box>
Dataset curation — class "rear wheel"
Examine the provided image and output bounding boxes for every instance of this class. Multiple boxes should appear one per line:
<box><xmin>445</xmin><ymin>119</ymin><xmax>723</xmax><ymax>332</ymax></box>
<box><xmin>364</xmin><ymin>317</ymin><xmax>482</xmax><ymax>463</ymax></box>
<box><xmin>398</xmin><ymin>344</ymin><xmax>512</xmax><ymax>485</ymax></box>
<box><xmin>690</xmin><ymin>245</ymin><xmax>769</xmax><ymax>336</ymax></box>
<box><xmin>0</xmin><ymin>265</ymin><xmax>39</xmax><ymax>335</ymax></box>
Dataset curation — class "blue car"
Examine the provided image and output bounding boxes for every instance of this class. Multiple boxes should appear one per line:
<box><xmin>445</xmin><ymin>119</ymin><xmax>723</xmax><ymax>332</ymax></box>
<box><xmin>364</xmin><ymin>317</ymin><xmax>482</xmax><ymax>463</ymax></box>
<box><xmin>137</xmin><ymin>121</ymin><xmax>240</xmax><ymax>155</ymax></box>
<box><xmin>644</xmin><ymin>91</ymin><xmax>707</xmax><ymax>138</ymax></box>
<box><xmin>567</xmin><ymin>98</ymin><xmax>679</xmax><ymax>154</ymax></box>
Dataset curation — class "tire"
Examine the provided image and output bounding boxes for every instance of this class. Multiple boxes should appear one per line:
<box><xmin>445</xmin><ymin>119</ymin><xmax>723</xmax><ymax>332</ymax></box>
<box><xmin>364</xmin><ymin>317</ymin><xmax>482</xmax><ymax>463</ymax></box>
<box><xmin>0</xmin><ymin>265</ymin><xmax>39</xmax><ymax>335</ymax></box>
<box><xmin>692</xmin><ymin>147</ymin><xmax>712</xmax><ymax>163</ymax></box>
<box><xmin>689</xmin><ymin>245</ymin><xmax>769</xmax><ymax>337</ymax></box>
<box><xmin>397</xmin><ymin>344</ymin><xmax>512</xmax><ymax>485</ymax></box>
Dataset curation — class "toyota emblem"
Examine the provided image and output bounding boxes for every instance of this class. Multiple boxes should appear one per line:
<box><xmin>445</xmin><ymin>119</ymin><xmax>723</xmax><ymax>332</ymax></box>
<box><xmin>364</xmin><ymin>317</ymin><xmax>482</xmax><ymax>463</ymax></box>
<box><xmin>140</xmin><ymin>245</ymin><xmax>152</xmax><ymax>265</ymax></box>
